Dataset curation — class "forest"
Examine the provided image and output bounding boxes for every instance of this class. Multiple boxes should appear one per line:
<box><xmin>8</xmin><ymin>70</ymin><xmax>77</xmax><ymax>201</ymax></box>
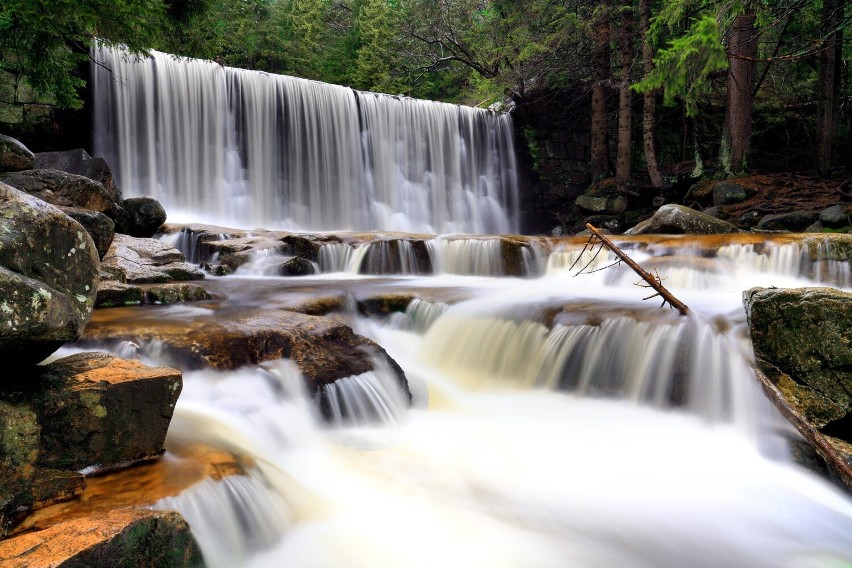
<box><xmin>1</xmin><ymin>0</ymin><xmax>850</xmax><ymax>204</ymax></box>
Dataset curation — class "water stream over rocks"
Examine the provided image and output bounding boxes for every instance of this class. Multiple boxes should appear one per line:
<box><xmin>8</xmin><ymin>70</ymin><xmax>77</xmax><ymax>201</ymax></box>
<box><xmin>71</xmin><ymin>231</ymin><xmax>852</xmax><ymax>567</ymax></box>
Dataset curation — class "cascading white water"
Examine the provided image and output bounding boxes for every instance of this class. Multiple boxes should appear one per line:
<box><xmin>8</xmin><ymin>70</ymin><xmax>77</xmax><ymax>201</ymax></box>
<box><xmin>92</xmin><ymin>47</ymin><xmax>518</xmax><ymax>233</ymax></box>
<box><xmin>72</xmin><ymin>231</ymin><xmax>851</xmax><ymax>567</ymax></box>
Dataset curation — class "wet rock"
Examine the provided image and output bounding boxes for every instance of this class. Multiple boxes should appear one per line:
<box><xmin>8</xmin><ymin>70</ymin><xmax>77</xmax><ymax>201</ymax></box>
<box><xmin>756</xmin><ymin>210</ymin><xmax>819</xmax><ymax>231</ymax></box>
<box><xmin>0</xmin><ymin>352</ymin><xmax>182</xmax><ymax>471</ymax></box>
<box><xmin>744</xmin><ymin>287</ymin><xmax>851</xmax><ymax>435</ymax></box>
<box><xmin>0</xmin><ymin>169</ymin><xmax>120</xmax><ymax>215</ymax></box>
<box><xmin>81</xmin><ymin>309</ymin><xmax>410</xmax><ymax>398</ymax></box>
<box><xmin>820</xmin><ymin>204</ymin><xmax>851</xmax><ymax>228</ymax></box>
<box><xmin>357</xmin><ymin>239</ymin><xmax>432</xmax><ymax>275</ymax></box>
<box><xmin>804</xmin><ymin>221</ymin><xmax>824</xmax><ymax>233</ymax></box>
<box><xmin>277</xmin><ymin>256</ymin><xmax>315</xmax><ymax>276</ymax></box>
<box><xmin>34</xmin><ymin>150</ymin><xmax>122</xmax><ymax>203</ymax></box>
<box><xmin>626</xmin><ymin>204</ymin><xmax>740</xmax><ymax>235</ymax></box>
<box><xmin>0</xmin><ymin>135</ymin><xmax>35</xmax><ymax>172</ymax></box>
<box><xmin>0</xmin><ymin>508</ymin><xmax>204</xmax><ymax>568</ymax></box>
<box><xmin>145</xmin><ymin>283</ymin><xmax>211</xmax><ymax>305</ymax></box>
<box><xmin>95</xmin><ymin>281</ymin><xmax>145</xmax><ymax>308</ymax></box>
<box><xmin>117</xmin><ymin>197</ymin><xmax>167</xmax><ymax>238</ymax></box>
<box><xmin>359</xmin><ymin>294</ymin><xmax>415</xmax><ymax>317</ymax></box>
<box><xmin>0</xmin><ymin>183</ymin><xmax>99</xmax><ymax>365</ymax></box>
<box><xmin>101</xmin><ymin>234</ymin><xmax>204</xmax><ymax>284</ymax></box>
<box><xmin>712</xmin><ymin>181</ymin><xmax>749</xmax><ymax>206</ymax></box>
<box><xmin>59</xmin><ymin>206</ymin><xmax>115</xmax><ymax>259</ymax></box>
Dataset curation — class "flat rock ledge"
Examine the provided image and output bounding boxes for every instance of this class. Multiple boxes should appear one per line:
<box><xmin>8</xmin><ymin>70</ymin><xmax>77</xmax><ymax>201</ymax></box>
<box><xmin>81</xmin><ymin>308</ymin><xmax>410</xmax><ymax>399</ymax></box>
<box><xmin>0</xmin><ymin>508</ymin><xmax>204</xmax><ymax>568</ymax></box>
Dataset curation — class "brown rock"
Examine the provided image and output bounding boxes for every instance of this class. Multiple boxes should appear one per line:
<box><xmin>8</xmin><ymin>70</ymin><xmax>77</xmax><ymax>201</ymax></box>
<box><xmin>0</xmin><ymin>136</ymin><xmax>35</xmax><ymax>172</ymax></box>
<box><xmin>0</xmin><ymin>169</ymin><xmax>119</xmax><ymax>214</ymax></box>
<box><xmin>81</xmin><ymin>308</ymin><xmax>409</xmax><ymax>396</ymax></box>
<box><xmin>1</xmin><ymin>352</ymin><xmax>182</xmax><ymax>471</ymax></box>
<box><xmin>0</xmin><ymin>508</ymin><xmax>204</xmax><ymax>567</ymax></box>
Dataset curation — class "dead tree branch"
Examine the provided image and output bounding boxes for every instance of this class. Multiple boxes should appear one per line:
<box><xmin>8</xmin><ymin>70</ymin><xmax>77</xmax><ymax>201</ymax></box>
<box><xmin>582</xmin><ymin>223</ymin><xmax>690</xmax><ymax>316</ymax></box>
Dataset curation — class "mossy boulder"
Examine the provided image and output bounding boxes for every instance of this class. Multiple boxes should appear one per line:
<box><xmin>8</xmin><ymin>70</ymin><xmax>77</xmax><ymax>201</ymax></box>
<box><xmin>0</xmin><ymin>183</ymin><xmax>99</xmax><ymax>366</ymax></box>
<box><xmin>756</xmin><ymin>210</ymin><xmax>820</xmax><ymax>231</ymax></box>
<box><xmin>59</xmin><ymin>206</ymin><xmax>115</xmax><ymax>259</ymax></box>
<box><xmin>0</xmin><ymin>352</ymin><xmax>182</xmax><ymax>471</ymax></box>
<box><xmin>744</xmin><ymin>287</ymin><xmax>852</xmax><ymax>436</ymax></box>
<box><xmin>0</xmin><ymin>169</ymin><xmax>120</xmax><ymax>216</ymax></box>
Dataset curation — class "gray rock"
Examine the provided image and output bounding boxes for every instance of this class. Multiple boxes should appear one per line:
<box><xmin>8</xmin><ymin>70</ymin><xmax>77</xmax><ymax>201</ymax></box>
<box><xmin>118</xmin><ymin>196</ymin><xmax>167</xmax><ymax>237</ymax></box>
<box><xmin>0</xmin><ymin>169</ymin><xmax>121</xmax><ymax>215</ymax></box>
<box><xmin>101</xmin><ymin>234</ymin><xmax>204</xmax><ymax>284</ymax></box>
<box><xmin>35</xmin><ymin>149</ymin><xmax>122</xmax><ymax>203</ymax></box>
<box><xmin>744</xmin><ymin>287</ymin><xmax>852</xmax><ymax>431</ymax></box>
<box><xmin>804</xmin><ymin>221</ymin><xmax>824</xmax><ymax>233</ymax></box>
<box><xmin>575</xmin><ymin>195</ymin><xmax>609</xmax><ymax>212</ymax></box>
<box><xmin>625</xmin><ymin>204</ymin><xmax>739</xmax><ymax>235</ymax></box>
<box><xmin>95</xmin><ymin>281</ymin><xmax>145</xmax><ymax>308</ymax></box>
<box><xmin>756</xmin><ymin>210</ymin><xmax>819</xmax><ymax>231</ymax></box>
<box><xmin>736</xmin><ymin>210</ymin><xmax>761</xmax><ymax>228</ymax></box>
<box><xmin>0</xmin><ymin>135</ymin><xmax>34</xmax><ymax>172</ymax></box>
<box><xmin>0</xmin><ymin>183</ymin><xmax>99</xmax><ymax>366</ymax></box>
<box><xmin>145</xmin><ymin>283</ymin><xmax>211</xmax><ymax>305</ymax></box>
<box><xmin>59</xmin><ymin>206</ymin><xmax>115</xmax><ymax>259</ymax></box>
<box><xmin>712</xmin><ymin>181</ymin><xmax>749</xmax><ymax>206</ymax></box>
<box><xmin>277</xmin><ymin>257</ymin><xmax>316</xmax><ymax>276</ymax></box>
<box><xmin>819</xmin><ymin>204</ymin><xmax>851</xmax><ymax>228</ymax></box>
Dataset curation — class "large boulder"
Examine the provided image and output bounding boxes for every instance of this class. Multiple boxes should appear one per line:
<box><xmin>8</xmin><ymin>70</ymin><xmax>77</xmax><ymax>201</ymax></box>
<box><xmin>0</xmin><ymin>183</ymin><xmax>99</xmax><ymax>365</ymax></box>
<box><xmin>0</xmin><ymin>135</ymin><xmax>34</xmax><ymax>172</ymax></box>
<box><xmin>819</xmin><ymin>204</ymin><xmax>851</xmax><ymax>228</ymax></box>
<box><xmin>712</xmin><ymin>181</ymin><xmax>749</xmax><ymax>206</ymax></box>
<box><xmin>0</xmin><ymin>169</ymin><xmax>120</xmax><ymax>215</ymax></box>
<box><xmin>59</xmin><ymin>206</ymin><xmax>115</xmax><ymax>259</ymax></box>
<box><xmin>34</xmin><ymin>149</ymin><xmax>122</xmax><ymax>203</ymax></box>
<box><xmin>626</xmin><ymin>204</ymin><xmax>740</xmax><ymax>235</ymax></box>
<box><xmin>744</xmin><ymin>287</ymin><xmax>852</xmax><ymax>436</ymax></box>
<box><xmin>0</xmin><ymin>352</ymin><xmax>182</xmax><ymax>471</ymax></box>
<box><xmin>117</xmin><ymin>197</ymin><xmax>167</xmax><ymax>238</ymax></box>
<box><xmin>101</xmin><ymin>234</ymin><xmax>204</xmax><ymax>284</ymax></box>
<box><xmin>0</xmin><ymin>508</ymin><xmax>204</xmax><ymax>567</ymax></box>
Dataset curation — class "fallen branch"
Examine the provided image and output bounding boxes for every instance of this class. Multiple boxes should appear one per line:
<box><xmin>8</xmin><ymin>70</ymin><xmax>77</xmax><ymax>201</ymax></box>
<box><xmin>753</xmin><ymin>367</ymin><xmax>852</xmax><ymax>492</ymax></box>
<box><xmin>583</xmin><ymin>223</ymin><xmax>690</xmax><ymax>316</ymax></box>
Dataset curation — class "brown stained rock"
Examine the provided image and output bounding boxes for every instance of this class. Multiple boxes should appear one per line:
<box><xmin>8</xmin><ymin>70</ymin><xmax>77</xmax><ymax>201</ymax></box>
<box><xmin>15</xmin><ymin>443</ymin><xmax>248</xmax><ymax>535</ymax></box>
<box><xmin>627</xmin><ymin>204</ymin><xmax>740</xmax><ymax>235</ymax></box>
<box><xmin>101</xmin><ymin>234</ymin><xmax>204</xmax><ymax>284</ymax></box>
<box><xmin>1</xmin><ymin>353</ymin><xmax>182</xmax><ymax>471</ymax></box>
<box><xmin>0</xmin><ymin>508</ymin><xmax>204</xmax><ymax>568</ymax></box>
<box><xmin>81</xmin><ymin>308</ymin><xmax>409</xmax><ymax>396</ymax></box>
<box><xmin>0</xmin><ymin>183</ymin><xmax>99</xmax><ymax>365</ymax></box>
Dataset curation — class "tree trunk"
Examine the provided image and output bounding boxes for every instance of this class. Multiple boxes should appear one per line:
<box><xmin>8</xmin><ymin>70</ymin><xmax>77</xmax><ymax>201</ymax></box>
<box><xmin>721</xmin><ymin>10</ymin><xmax>758</xmax><ymax>174</ymax></box>
<box><xmin>640</xmin><ymin>0</ymin><xmax>664</xmax><ymax>189</ymax></box>
<box><xmin>817</xmin><ymin>0</ymin><xmax>841</xmax><ymax>176</ymax></box>
<box><xmin>590</xmin><ymin>4</ymin><xmax>611</xmax><ymax>182</ymax></box>
<box><xmin>616</xmin><ymin>3</ymin><xmax>634</xmax><ymax>193</ymax></box>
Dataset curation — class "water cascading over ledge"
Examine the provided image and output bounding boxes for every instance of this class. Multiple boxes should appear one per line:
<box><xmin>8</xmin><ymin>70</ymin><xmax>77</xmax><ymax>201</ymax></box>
<box><xmin>91</xmin><ymin>47</ymin><xmax>519</xmax><ymax>234</ymax></box>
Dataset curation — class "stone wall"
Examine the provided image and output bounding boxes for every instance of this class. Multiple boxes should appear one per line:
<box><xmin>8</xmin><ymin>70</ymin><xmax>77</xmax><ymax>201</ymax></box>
<box><xmin>512</xmin><ymin>88</ymin><xmax>594</xmax><ymax>235</ymax></box>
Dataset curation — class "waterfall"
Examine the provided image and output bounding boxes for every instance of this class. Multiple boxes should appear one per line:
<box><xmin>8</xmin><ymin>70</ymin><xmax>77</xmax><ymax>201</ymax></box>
<box><xmin>92</xmin><ymin>47</ymin><xmax>518</xmax><ymax>233</ymax></box>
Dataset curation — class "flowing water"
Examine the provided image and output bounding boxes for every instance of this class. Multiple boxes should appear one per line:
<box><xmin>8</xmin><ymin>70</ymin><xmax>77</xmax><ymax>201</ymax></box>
<box><xmin>86</xmin><ymin>48</ymin><xmax>852</xmax><ymax>567</ymax></box>
<box><xmin>73</xmin><ymin>233</ymin><xmax>852</xmax><ymax>568</ymax></box>
<box><xmin>91</xmin><ymin>47</ymin><xmax>517</xmax><ymax>234</ymax></box>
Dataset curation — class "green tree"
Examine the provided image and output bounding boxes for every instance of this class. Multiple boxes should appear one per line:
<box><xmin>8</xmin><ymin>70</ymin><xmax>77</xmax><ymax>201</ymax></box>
<box><xmin>0</xmin><ymin>0</ymin><xmax>168</xmax><ymax>109</ymax></box>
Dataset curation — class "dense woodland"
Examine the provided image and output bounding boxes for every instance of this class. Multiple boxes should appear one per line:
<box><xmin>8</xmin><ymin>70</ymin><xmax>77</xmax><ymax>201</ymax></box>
<box><xmin>1</xmin><ymin>0</ymin><xmax>850</xmax><ymax>190</ymax></box>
